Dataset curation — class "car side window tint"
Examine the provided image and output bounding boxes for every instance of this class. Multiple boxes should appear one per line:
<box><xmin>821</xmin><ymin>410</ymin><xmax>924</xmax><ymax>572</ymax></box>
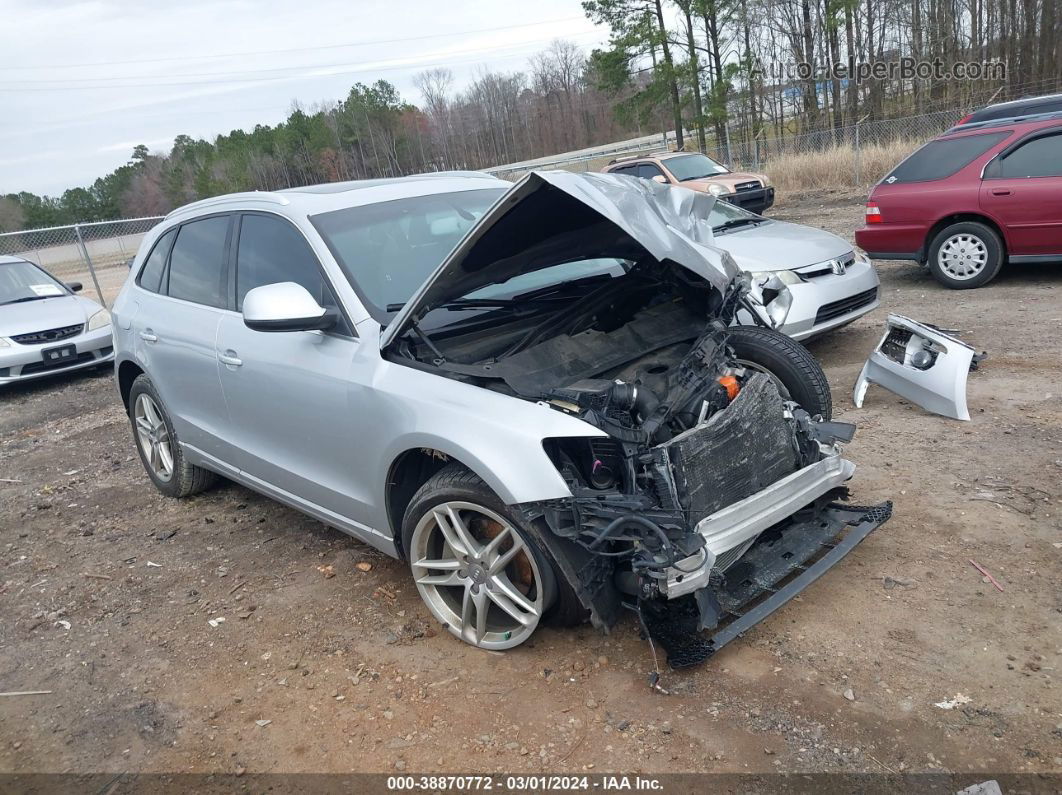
<box><xmin>236</xmin><ymin>215</ymin><xmax>332</xmax><ymax>310</ymax></box>
<box><xmin>886</xmin><ymin>132</ymin><xmax>1010</xmax><ymax>182</ymax></box>
<box><xmin>637</xmin><ymin>163</ymin><xmax>663</xmax><ymax>180</ymax></box>
<box><xmin>166</xmin><ymin>217</ymin><xmax>230</xmax><ymax>308</ymax></box>
<box><xmin>998</xmin><ymin>134</ymin><xmax>1062</xmax><ymax>178</ymax></box>
<box><xmin>137</xmin><ymin>228</ymin><xmax>175</xmax><ymax>293</ymax></box>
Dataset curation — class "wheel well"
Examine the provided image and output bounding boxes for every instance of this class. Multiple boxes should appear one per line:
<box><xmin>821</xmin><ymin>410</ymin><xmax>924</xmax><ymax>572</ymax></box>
<box><xmin>385</xmin><ymin>448</ymin><xmax>453</xmax><ymax>558</ymax></box>
<box><xmin>117</xmin><ymin>361</ymin><xmax>144</xmax><ymax>409</ymax></box>
<box><xmin>923</xmin><ymin>213</ymin><xmax>1006</xmax><ymax>262</ymax></box>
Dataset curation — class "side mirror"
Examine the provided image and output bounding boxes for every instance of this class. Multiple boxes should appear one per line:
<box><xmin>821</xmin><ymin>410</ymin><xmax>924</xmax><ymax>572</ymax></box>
<box><xmin>651</xmin><ymin>174</ymin><xmax>668</xmax><ymax>184</ymax></box>
<box><xmin>66</xmin><ymin>281</ymin><xmax>83</xmax><ymax>293</ymax></box>
<box><xmin>242</xmin><ymin>282</ymin><xmax>337</xmax><ymax>333</ymax></box>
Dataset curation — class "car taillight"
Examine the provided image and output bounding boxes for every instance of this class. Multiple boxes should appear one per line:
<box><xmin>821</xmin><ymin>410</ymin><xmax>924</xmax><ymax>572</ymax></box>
<box><xmin>865</xmin><ymin>203</ymin><xmax>882</xmax><ymax>223</ymax></box>
<box><xmin>957</xmin><ymin>113</ymin><xmax>972</xmax><ymax>124</ymax></box>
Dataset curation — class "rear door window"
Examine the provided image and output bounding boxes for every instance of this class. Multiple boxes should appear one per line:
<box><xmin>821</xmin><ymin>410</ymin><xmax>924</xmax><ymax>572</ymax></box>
<box><xmin>996</xmin><ymin>133</ymin><xmax>1062</xmax><ymax>178</ymax></box>
<box><xmin>137</xmin><ymin>228</ymin><xmax>175</xmax><ymax>293</ymax></box>
<box><xmin>166</xmin><ymin>216</ymin><xmax>230</xmax><ymax>308</ymax></box>
<box><xmin>885</xmin><ymin>132</ymin><xmax>1010</xmax><ymax>183</ymax></box>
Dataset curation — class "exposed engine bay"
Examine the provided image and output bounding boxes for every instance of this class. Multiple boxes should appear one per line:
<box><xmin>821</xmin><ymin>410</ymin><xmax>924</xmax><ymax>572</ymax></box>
<box><xmin>385</xmin><ymin>171</ymin><xmax>891</xmax><ymax>666</ymax></box>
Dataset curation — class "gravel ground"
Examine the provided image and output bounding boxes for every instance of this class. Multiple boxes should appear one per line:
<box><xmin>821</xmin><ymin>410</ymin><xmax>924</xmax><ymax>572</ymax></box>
<box><xmin>1</xmin><ymin>191</ymin><xmax>1060</xmax><ymax>780</ymax></box>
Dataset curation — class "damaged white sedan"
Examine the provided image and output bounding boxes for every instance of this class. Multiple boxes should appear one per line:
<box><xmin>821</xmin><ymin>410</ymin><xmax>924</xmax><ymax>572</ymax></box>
<box><xmin>112</xmin><ymin>171</ymin><xmax>890</xmax><ymax>666</ymax></box>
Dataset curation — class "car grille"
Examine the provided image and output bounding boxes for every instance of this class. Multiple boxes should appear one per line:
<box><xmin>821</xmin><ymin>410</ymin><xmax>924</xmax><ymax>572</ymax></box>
<box><xmin>797</xmin><ymin>252</ymin><xmax>857</xmax><ymax>279</ymax></box>
<box><xmin>19</xmin><ymin>351</ymin><xmax>95</xmax><ymax>376</ymax></box>
<box><xmin>814</xmin><ymin>287</ymin><xmax>879</xmax><ymax>324</ymax></box>
<box><xmin>12</xmin><ymin>324</ymin><xmax>84</xmax><ymax>345</ymax></box>
<box><xmin>655</xmin><ymin>374</ymin><xmax>801</xmax><ymax>526</ymax></box>
<box><xmin>734</xmin><ymin>181</ymin><xmax>761</xmax><ymax>192</ymax></box>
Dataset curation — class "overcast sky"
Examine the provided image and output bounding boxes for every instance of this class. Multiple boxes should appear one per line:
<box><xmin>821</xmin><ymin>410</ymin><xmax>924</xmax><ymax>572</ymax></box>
<box><xmin>0</xmin><ymin>0</ymin><xmax>607</xmax><ymax>197</ymax></box>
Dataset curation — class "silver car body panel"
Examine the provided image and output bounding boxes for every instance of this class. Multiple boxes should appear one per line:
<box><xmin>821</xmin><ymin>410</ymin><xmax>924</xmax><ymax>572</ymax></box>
<box><xmin>114</xmin><ymin>177</ymin><xmax>608</xmax><ymax>553</ymax></box>
<box><xmin>662</xmin><ymin>452</ymin><xmax>856</xmax><ymax>598</ymax></box>
<box><xmin>0</xmin><ymin>257</ymin><xmax>114</xmax><ymax>385</ymax></box>
<box><xmin>381</xmin><ymin>170</ymin><xmax>741</xmax><ymax>350</ymax></box>
<box><xmin>853</xmin><ymin>314</ymin><xmax>976</xmax><ymax>421</ymax></box>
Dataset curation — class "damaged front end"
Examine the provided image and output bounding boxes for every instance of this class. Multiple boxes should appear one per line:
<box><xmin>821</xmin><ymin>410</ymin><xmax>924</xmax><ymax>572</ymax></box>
<box><xmin>385</xmin><ymin>171</ymin><xmax>890</xmax><ymax>665</ymax></box>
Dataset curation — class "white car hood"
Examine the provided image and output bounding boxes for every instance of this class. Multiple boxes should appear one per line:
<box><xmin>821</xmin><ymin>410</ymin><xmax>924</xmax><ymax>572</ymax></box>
<box><xmin>381</xmin><ymin>170</ymin><xmax>741</xmax><ymax>350</ymax></box>
<box><xmin>0</xmin><ymin>295</ymin><xmax>95</xmax><ymax>338</ymax></box>
<box><xmin>714</xmin><ymin>219</ymin><xmax>853</xmax><ymax>271</ymax></box>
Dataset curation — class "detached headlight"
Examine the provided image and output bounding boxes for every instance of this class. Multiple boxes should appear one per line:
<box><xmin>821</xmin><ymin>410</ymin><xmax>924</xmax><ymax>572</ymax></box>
<box><xmin>707</xmin><ymin>183</ymin><xmax>729</xmax><ymax>197</ymax></box>
<box><xmin>87</xmin><ymin>309</ymin><xmax>111</xmax><ymax>331</ymax></box>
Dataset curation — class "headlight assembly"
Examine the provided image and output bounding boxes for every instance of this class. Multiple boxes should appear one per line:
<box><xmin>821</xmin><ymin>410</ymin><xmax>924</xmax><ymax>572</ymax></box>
<box><xmin>749</xmin><ymin>269</ymin><xmax>803</xmax><ymax>287</ymax></box>
<box><xmin>0</xmin><ymin>337</ymin><xmax>10</xmax><ymax>348</ymax></box>
<box><xmin>87</xmin><ymin>309</ymin><xmax>111</xmax><ymax>331</ymax></box>
<box><xmin>707</xmin><ymin>183</ymin><xmax>729</xmax><ymax>197</ymax></box>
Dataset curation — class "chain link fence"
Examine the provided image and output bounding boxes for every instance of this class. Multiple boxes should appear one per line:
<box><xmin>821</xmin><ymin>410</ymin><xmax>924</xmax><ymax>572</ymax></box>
<box><xmin>0</xmin><ymin>217</ymin><xmax>164</xmax><ymax>308</ymax></box>
<box><xmin>486</xmin><ymin>107</ymin><xmax>970</xmax><ymax>187</ymax></box>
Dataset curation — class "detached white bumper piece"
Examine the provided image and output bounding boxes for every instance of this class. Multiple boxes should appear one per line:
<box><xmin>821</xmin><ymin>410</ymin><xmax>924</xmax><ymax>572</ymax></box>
<box><xmin>853</xmin><ymin>314</ymin><xmax>981</xmax><ymax>421</ymax></box>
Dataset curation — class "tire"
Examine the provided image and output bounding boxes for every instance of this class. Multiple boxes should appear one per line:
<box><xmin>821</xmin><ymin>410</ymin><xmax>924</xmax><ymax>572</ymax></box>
<box><xmin>926</xmin><ymin>221</ymin><xmax>1004</xmax><ymax>289</ymax></box>
<box><xmin>727</xmin><ymin>325</ymin><xmax>833</xmax><ymax>419</ymax></box>
<box><xmin>128</xmin><ymin>374</ymin><xmax>217</xmax><ymax>498</ymax></box>
<box><xmin>401</xmin><ymin>463</ymin><xmax>584</xmax><ymax>649</ymax></box>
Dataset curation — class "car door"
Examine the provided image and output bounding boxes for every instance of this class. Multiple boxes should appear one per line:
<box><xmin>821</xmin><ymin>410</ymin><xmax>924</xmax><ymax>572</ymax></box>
<box><xmin>135</xmin><ymin>215</ymin><xmax>232</xmax><ymax>461</ymax></box>
<box><xmin>215</xmin><ymin>212</ymin><xmax>368</xmax><ymax>524</ymax></box>
<box><xmin>980</xmin><ymin>130</ymin><xmax>1062</xmax><ymax>256</ymax></box>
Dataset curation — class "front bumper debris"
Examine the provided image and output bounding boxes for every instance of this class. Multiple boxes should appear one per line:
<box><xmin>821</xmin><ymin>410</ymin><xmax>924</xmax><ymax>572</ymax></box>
<box><xmin>662</xmin><ymin>454</ymin><xmax>857</xmax><ymax>598</ymax></box>
<box><xmin>642</xmin><ymin>500</ymin><xmax>892</xmax><ymax>668</ymax></box>
<box><xmin>853</xmin><ymin>314</ymin><xmax>985</xmax><ymax>421</ymax></box>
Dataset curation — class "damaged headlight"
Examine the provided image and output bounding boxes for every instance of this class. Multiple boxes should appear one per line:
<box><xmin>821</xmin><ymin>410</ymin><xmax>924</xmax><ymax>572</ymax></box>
<box><xmin>747</xmin><ymin>270</ymin><xmax>801</xmax><ymax>328</ymax></box>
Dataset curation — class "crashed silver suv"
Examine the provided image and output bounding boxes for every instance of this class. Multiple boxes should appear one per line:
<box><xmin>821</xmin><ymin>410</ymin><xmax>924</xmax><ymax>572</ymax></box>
<box><xmin>112</xmin><ymin>171</ymin><xmax>890</xmax><ymax>664</ymax></box>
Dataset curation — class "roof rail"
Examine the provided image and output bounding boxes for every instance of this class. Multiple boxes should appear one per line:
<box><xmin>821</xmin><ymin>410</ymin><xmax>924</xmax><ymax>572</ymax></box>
<box><xmin>164</xmin><ymin>191</ymin><xmax>290</xmax><ymax>219</ymax></box>
<box><xmin>607</xmin><ymin>148</ymin><xmax>680</xmax><ymax>165</ymax></box>
<box><xmin>947</xmin><ymin>109</ymin><xmax>1062</xmax><ymax>133</ymax></box>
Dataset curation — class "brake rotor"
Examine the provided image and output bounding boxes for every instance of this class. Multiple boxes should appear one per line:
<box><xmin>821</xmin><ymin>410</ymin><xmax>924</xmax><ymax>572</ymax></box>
<box><xmin>474</xmin><ymin>517</ymin><xmax>534</xmax><ymax>593</ymax></box>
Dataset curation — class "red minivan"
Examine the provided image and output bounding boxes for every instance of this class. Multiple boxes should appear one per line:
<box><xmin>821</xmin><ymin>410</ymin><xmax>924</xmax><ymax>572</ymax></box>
<box><xmin>856</xmin><ymin>114</ymin><xmax>1062</xmax><ymax>288</ymax></box>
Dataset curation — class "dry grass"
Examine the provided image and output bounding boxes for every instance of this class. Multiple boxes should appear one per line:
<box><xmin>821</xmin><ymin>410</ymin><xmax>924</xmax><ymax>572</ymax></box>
<box><xmin>757</xmin><ymin>138</ymin><xmax>919</xmax><ymax>192</ymax></box>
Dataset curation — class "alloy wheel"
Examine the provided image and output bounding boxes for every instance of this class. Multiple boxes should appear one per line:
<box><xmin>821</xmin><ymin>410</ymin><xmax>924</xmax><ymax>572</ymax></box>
<box><xmin>134</xmin><ymin>393</ymin><xmax>174</xmax><ymax>482</ymax></box>
<box><xmin>410</xmin><ymin>501</ymin><xmax>545</xmax><ymax>650</ymax></box>
<box><xmin>938</xmin><ymin>234</ymin><xmax>988</xmax><ymax>280</ymax></box>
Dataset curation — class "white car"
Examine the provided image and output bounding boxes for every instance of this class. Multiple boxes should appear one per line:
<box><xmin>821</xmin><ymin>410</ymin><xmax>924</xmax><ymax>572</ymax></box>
<box><xmin>699</xmin><ymin>200</ymin><xmax>880</xmax><ymax>341</ymax></box>
<box><xmin>0</xmin><ymin>256</ymin><xmax>114</xmax><ymax>385</ymax></box>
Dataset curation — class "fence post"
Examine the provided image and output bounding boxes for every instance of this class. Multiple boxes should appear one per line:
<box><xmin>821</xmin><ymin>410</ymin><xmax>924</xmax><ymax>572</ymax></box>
<box><xmin>854</xmin><ymin>121</ymin><xmax>860</xmax><ymax>188</ymax></box>
<box><xmin>724</xmin><ymin>124</ymin><xmax>734</xmax><ymax>166</ymax></box>
<box><xmin>73</xmin><ymin>224</ymin><xmax>107</xmax><ymax>308</ymax></box>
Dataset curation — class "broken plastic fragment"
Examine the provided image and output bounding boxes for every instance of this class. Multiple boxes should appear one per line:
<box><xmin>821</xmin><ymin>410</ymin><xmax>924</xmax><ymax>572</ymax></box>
<box><xmin>853</xmin><ymin>314</ymin><xmax>983</xmax><ymax>421</ymax></box>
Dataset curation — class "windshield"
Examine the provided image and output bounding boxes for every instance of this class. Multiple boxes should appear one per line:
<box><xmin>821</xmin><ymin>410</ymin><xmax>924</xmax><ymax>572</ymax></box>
<box><xmin>0</xmin><ymin>259</ymin><xmax>69</xmax><ymax>305</ymax></box>
<box><xmin>706</xmin><ymin>200</ymin><xmax>762</xmax><ymax>229</ymax></box>
<box><xmin>664</xmin><ymin>153</ymin><xmax>730</xmax><ymax>181</ymax></box>
<box><xmin>311</xmin><ymin>188</ymin><xmax>506</xmax><ymax>319</ymax></box>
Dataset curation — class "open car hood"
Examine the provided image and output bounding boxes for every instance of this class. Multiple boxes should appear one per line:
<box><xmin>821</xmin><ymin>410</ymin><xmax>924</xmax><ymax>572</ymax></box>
<box><xmin>380</xmin><ymin>170</ymin><xmax>740</xmax><ymax>350</ymax></box>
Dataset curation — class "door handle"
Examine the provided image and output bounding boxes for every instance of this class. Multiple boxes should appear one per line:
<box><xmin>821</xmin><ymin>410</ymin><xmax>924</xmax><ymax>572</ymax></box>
<box><xmin>139</xmin><ymin>330</ymin><xmax>158</xmax><ymax>343</ymax></box>
<box><xmin>991</xmin><ymin>188</ymin><xmax>1012</xmax><ymax>196</ymax></box>
<box><xmin>218</xmin><ymin>351</ymin><xmax>243</xmax><ymax>367</ymax></box>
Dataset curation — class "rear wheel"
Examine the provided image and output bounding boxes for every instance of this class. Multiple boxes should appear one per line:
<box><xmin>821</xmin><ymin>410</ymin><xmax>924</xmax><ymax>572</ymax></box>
<box><xmin>402</xmin><ymin>463</ymin><xmax>581</xmax><ymax>650</ymax></box>
<box><xmin>727</xmin><ymin>325</ymin><xmax>832</xmax><ymax>419</ymax></box>
<box><xmin>128</xmin><ymin>375</ymin><xmax>217</xmax><ymax>498</ymax></box>
<box><xmin>927</xmin><ymin>221</ymin><xmax>1004</xmax><ymax>289</ymax></box>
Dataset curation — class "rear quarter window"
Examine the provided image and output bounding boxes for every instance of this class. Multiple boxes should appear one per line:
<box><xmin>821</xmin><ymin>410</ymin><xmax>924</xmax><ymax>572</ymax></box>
<box><xmin>885</xmin><ymin>132</ymin><xmax>1010</xmax><ymax>183</ymax></box>
<box><xmin>137</xmin><ymin>228</ymin><xmax>175</xmax><ymax>293</ymax></box>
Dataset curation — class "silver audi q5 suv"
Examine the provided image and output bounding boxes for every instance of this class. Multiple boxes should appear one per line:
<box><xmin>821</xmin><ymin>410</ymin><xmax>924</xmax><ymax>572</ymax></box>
<box><xmin>112</xmin><ymin>171</ymin><xmax>889</xmax><ymax>664</ymax></box>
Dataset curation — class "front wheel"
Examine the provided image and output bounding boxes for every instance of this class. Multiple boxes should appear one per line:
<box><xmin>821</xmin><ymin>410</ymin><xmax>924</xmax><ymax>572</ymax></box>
<box><xmin>727</xmin><ymin>325</ymin><xmax>832</xmax><ymax>419</ymax></box>
<box><xmin>401</xmin><ymin>464</ymin><xmax>582</xmax><ymax>650</ymax></box>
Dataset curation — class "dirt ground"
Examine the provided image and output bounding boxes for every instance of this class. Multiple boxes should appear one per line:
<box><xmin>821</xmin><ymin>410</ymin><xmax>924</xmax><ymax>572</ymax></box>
<box><xmin>1</xmin><ymin>190</ymin><xmax>1060</xmax><ymax>784</ymax></box>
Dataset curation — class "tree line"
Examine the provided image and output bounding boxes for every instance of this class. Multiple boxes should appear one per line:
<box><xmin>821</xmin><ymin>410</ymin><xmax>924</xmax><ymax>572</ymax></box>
<box><xmin>1</xmin><ymin>0</ymin><xmax>1057</xmax><ymax>232</ymax></box>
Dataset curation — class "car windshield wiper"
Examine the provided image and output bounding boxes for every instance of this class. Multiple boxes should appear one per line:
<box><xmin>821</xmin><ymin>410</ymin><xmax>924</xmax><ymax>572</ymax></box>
<box><xmin>385</xmin><ymin>274</ymin><xmax>614</xmax><ymax>314</ymax></box>
<box><xmin>713</xmin><ymin>218</ymin><xmax>763</xmax><ymax>233</ymax></box>
<box><xmin>0</xmin><ymin>295</ymin><xmax>50</xmax><ymax>306</ymax></box>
